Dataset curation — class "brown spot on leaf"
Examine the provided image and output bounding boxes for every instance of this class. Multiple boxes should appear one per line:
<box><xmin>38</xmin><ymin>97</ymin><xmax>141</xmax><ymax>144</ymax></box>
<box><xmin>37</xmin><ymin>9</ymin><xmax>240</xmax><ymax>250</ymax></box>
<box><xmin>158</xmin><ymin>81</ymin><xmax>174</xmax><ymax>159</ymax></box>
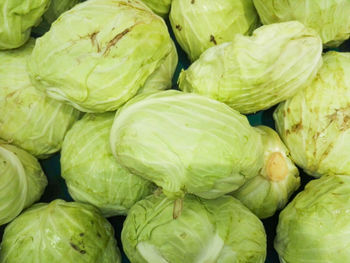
<box><xmin>328</xmin><ymin>112</ymin><xmax>338</xmax><ymax>121</ymax></box>
<box><xmin>341</xmin><ymin>115</ymin><xmax>350</xmax><ymax>131</ymax></box>
<box><xmin>327</xmin><ymin>107</ymin><xmax>350</xmax><ymax>131</ymax></box>
<box><xmin>90</xmin><ymin>32</ymin><xmax>101</xmax><ymax>52</ymax></box>
<box><xmin>118</xmin><ymin>2</ymin><xmax>149</xmax><ymax>12</ymax></box>
<box><xmin>180</xmin><ymin>232</ymin><xmax>187</xmax><ymax>239</ymax></box>
<box><xmin>191</xmin><ymin>0</ymin><xmax>195</xmax><ymax>3</ymax></box>
<box><xmin>103</xmin><ymin>28</ymin><xmax>131</xmax><ymax>56</ymax></box>
<box><xmin>291</xmin><ymin>122</ymin><xmax>303</xmax><ymax>132</ymax></box>
<box><xmin>175</xmin><ymin>24</ymin><xmax>182</xmax><ymax>31</ymax></box>
<box><xmin>70</xmin><ymin>242</ymin><xmax>86</xmax><ymax>254</ymax></box>
<box><xmin>5</xmin><ymin>91</ymin><xmax>17</xmax><ymax>99</ymax></box>
<box><xmin>210</xmin><ymin>35</ymin><xmax>217</xmax><ymax>45</ymax></box>
<box><xmin>313</xmin><ymin>132</ymin><xmax>320</xmax><ymax>140</ymax></box>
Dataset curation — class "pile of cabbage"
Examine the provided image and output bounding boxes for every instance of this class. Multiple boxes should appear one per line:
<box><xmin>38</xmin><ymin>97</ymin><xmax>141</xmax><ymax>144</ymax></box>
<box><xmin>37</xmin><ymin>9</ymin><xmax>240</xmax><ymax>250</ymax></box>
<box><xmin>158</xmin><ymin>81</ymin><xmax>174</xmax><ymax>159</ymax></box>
<box><xmin>0</xmin><ymin>0</ymin><xmax>349</xmax><ymax>262</ymax></box>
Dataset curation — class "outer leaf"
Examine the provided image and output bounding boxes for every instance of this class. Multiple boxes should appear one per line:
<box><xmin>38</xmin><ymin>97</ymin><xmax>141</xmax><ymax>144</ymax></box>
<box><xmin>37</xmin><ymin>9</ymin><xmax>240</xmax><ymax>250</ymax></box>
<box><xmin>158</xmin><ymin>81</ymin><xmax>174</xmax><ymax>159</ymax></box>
<box><xmin>0</xmin><ymin>200</ymin><xmax>121</xmax><ymax>263</ymax></box>
<box><xmin>0</xmin><ymin>142</ymin><xmax>47</xmax><ymax>226</ymax></box>
<box><xmin>274</xmin><ymin>52</ymin><xmax>350</xmax><ymax>177</ymax></box>
<box><xmin>61</xmin><ymin>112</ymin><xmax>155</xmax><ymax>217</ymax></box>
<box><xmin>122</xmin><ymin>194</ymin><xmax>266</xmax><ymax>263</ymax></box>
<box><xmin>140</xmin><ymin>0</ymin><xmax>171</xmax><ymax>17</ymax></box>
<box><xmin>33</xmin><ymin>0</ymin><xmax>83</xmax><ymax>35</ymax></box>
<box><xmin>0</xmin><ymin>39</ymin><xmax>80</xmax><ymax>158</ymax></box>
<box><xmin>170</xmin><ymin>0</ymin><xmax>259</xmax><ymax>61</ymax></box>
<box><xmin>253</xmin><ymin>0</ymin><xmax>350</xmax><ymax>47</ymax></box>
<box><xmin>275</xmin><ymin>175</ymin><xmax>350</xmax><ymax>263</ymax></box>
<box><xmin>28</xmin><ymin>0</ymin><xmax>177</xmax><ymax>113</ymax></box>
<box><xmin>138</xmin><ymin>41</ymin><xmax>178</xmax><ymax>93</ymax></box>
<box><xmin>179</xmin><ymin>21</ymin><xmax>323</xmax><ymax>114</ymax></box>
<box><xmin>0</xmin><ymin>0</ymin><xmax>50</xmax><ymax>50</ymax></box>
<box><xmin>110</xmin><ymin>90</ymin><xmax>264</xmax><ymax>199</ymax></box>
<box><xmin>232</xmin><ymin>126</ymin><xmax>300</xmax><ymax>219</ymax></box>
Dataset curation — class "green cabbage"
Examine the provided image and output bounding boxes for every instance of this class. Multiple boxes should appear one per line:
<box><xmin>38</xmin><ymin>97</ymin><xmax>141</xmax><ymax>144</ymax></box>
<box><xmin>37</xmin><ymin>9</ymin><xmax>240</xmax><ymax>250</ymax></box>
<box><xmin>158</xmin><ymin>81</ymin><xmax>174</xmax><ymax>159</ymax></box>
<box><xmin>140</xmin><ymin>0</ymin><xmax>171</xmax><ymax>17</ymax></box>
<box><xmin>0</xmin><ymin>141</ymin><xmax>47</xmax><ymax>226</ymax></box>
<box><xmin>0</xmin><ymin>39</ymin><xmax>80</xmax><ymax>158</ymax></box>
<box><xmin>253</xmin><ymin>0</ymin><xmax>350</xmax><ymax>47</ymax></box>
<box><xmin>0</xmin><ymin>0</ymin><xmax>50</xmax><ymax>50</ymax></box>
<box><xmin>137</xmin><ymin>41</ymin><xmax>178</xmax><ymax>94</ymax></box>
<box><xmin>61</xmin><ymin>112</ymin><xmax>155</xmax><ymax>217</ymax></box>
<box><xmin>0</xmin><ymin>200</ymin><xmax>121</xmax><ymax>263</ymax></box>
<box><xmin>28</xmin><ymin>0</ymin><xmax>177</xmax><ymax>113</ymax></box>
<box><xmin>274</xmin><ymin>52</ymin><xmax>350</xmax><ymax>177</ymax></box>
<box><xmin>275</xmin><ymin>175</ymin><xmax>350</xmax><ymax>263</ymax></box>
<box><xmin>122</xmin><ymin>194</ymin><xmax>266</xmax><ymax>263</ymax></box>
<box><xmin>170</xmin><ymin>0</ymin><xmax>259</xmax><ymax>61</ymax></box>
<box><xmin>110</xmin><ymin>90</ymin><xmax>264</xmax><ymax>199</ymax></box>
<box><xmin>33</xmin><ymin>0</ymin><xmax>83</xmax><ymax>35</ymax></box>
<box><xmin>179</xmin><ymin>21</ymin><xmax>323</xmax><ymax>114</ymax></box>
<box><xmin>232</xmin><ymin>126</ymin><xmax>300</xmax><ymax>219</ymax></box>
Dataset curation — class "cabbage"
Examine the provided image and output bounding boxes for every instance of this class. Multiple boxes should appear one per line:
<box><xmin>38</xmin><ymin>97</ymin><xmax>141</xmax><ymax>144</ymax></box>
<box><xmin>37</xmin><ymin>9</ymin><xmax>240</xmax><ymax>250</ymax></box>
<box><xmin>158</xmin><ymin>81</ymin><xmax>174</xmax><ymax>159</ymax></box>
<box><xmin>41</xmin><ymin>0</ymin><xmax>82</xmax><ymax>24</ymax></box>
<box><xmin>232</xmin><ymin>126</ymin><xmax>300</xmax><ymax>219</ymax></box>
<box><xmin>122</xmin><ymin>194</ymin><xmax>266</xmax><ymax>263</ymax></box>
<box><xmin>28</xmin><ymin>0</ymin><xmax>177</xmax><ymax>113</ymax></box>
<box><xmin>110</xmin><ymin>90</ymin><xmax>264</xmax><ymax>199</ymax></box>
<box><xmin>140</xmin><ymin>0</ymin><xmax>171</xmax><ymax>17</ymax></box>
<box><xmin>61</xmin><ymin>112</ymin><xmax>155</xmax><ymax>217</ymax></box>
<box><xmin>0</xmin><ymin>141</ymin><xmax>47</xmax><ymax>226</ymax></box>
<box><xmin>0</xmin><ymin>200</ymin><xmax>121</xmax><ymax>263</ymax></box>
<box><xmin>253</xmin><ymin>0</ymin><xmax>350</xmax><ymax>47</ymax></box>
<box><xmin>179</xmin><ymin>21</ymin><xmax>323</xmax><ymax>114</ymax></box>
<box><xmin>137</xmin><ymin>41</ymin><xmax>178</xmax><ymax>94</ymax></box>
<box><xmin>0</xmin><ymin>0</ymin><xmax>50</xmax><ymax>50</ymax></box>
<box><xmin>0</xmin><ymin>39</ymin><xmax>80</xmax><ymax>158</ymax></box>
<box><xmin>275</xmin><ymin>175</ymin><xmax>350</xmax><ymax>263</ymax></box>
<box><xmin>274</xmin><ymin>52</ymin><xmax>350</xmax><ymax>177</ymax></box>
<box><xmin>169</xmin><ymin>0</ymin><xmax>259</xmax><ymax>61</ymax></box>
<box><xmin>33</xmin><ymin>0</ymin><xmax>83</xmax><ymax>35</ymax></box>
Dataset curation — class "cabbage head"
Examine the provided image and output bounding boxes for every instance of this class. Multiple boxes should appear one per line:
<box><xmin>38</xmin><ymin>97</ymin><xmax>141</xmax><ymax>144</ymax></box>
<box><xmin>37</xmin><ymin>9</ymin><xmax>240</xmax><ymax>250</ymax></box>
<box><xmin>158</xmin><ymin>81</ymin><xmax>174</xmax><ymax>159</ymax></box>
<box><xmin>33</xmin><ymin>0</ymin><xmax>83</xmax><ymax>35</ymax></box>
<box><xmin>0</xmin><ymin>141</ymin><xmax>47</xmax><ymax>226</ymax></box>
<box><xmin>122</xmin><ymin>194</ymin><xmax>266</xmax><ymax>263</ymax></box>
<box><xmin>253</xmin><ymin>0</ymin><xmax>350</xmax><ymax>47</ymax></box>
<box><xmin>274</xmin><ymin>52</ymin><xmax>350</xmax><ymax>177</ymax></box>
<box><xmin>275</xmin><ymin>175</ymin><xmax>350</xmax><ymax>263</ymax></box>
<box><xmin>28</xmin><ymin>0</ymin><xmax>177</xmax><ymax>113</ymax></box>
<box><xmin>137</xmin><ymin>41</ymin><xmax>178</xmax><ymax>94</ymax></box>
<box><xmin>170</xmin><ymin>0</ymin><xmax>259</xmax><ymax>61</ymax></box>
<box><xmin>0</xmin><ymin>39</ymin><xmax>80</xmax><ymax>158</ymax></box>
<box><xmin>0</xmin><ymin>0</ymin><xmax>50</xmax><ymax>50</ymax></box>
<box><xmin>110</xmin><ymin>90</ymin><xmax>264</xmax><ymax>199</ymax></box>
<box><xmin>0</xmin><ymin>200</ymin><xmax>121</xmax><ymax>263</ymax></box>
<box><xmin>179</xmin><ymin>21</ymin><xmax>323</xmax><ymax>114</ymax></box>
<box><xmin>61</xmin><ymin>112</ymin><xmax>155</xmax><ymax>217</ymax></box>
<box><xmin>140</xmin><ymin>0</ymin><xmax>171</xmax><ymax>17</ymax></box>
<box><xmin>232</xmin><ymin>126</ymin><xmax>300</xmax><ymax>219</ymax></box>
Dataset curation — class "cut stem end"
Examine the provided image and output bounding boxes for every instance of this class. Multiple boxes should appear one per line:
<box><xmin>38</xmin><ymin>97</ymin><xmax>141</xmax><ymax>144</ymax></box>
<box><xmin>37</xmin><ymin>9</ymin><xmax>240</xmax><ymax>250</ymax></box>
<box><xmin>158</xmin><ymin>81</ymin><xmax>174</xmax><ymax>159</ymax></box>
<box><xmin>266</xmin><ymin>152</ymin><xmax>288</xmax><ymax>182</ymax></box>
